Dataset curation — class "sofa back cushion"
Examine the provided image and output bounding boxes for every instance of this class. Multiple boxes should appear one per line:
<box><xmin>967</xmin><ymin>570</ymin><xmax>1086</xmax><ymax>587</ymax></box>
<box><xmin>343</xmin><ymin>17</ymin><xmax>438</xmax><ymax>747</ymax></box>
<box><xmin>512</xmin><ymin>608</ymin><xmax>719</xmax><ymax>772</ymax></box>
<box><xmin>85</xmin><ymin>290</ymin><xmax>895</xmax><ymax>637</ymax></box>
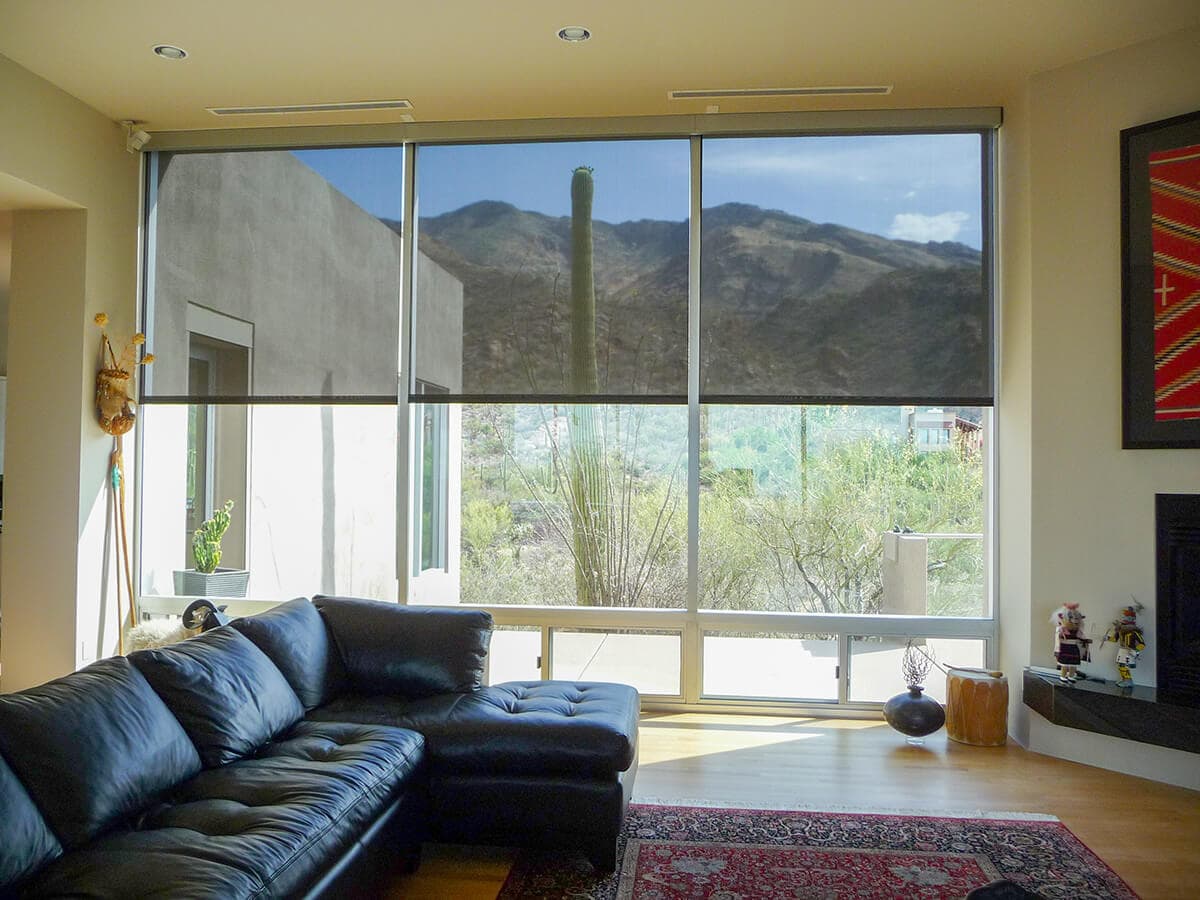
<box><xmin>130</xmin><ymin>627</ymin><xmax>304</xmax><ymax>767</ymax></box>
<box><xmin>0</xmin><ymin>751</ymin><xmax>63</xmax><ymax>889</ymax></box>
<box><xmin>314</xmin><ymin>595</ymin><xmax>492</xmax><ymax>698</ymax></box>
<box><xmin>0</xmin><ymin>657</ymin><xmax>202</xmax><ymax>848</ymax></box>
<box><xmin>230</xmin><ymin>597</ymin><xmax>346</xmax><ymax>709</ymax></box>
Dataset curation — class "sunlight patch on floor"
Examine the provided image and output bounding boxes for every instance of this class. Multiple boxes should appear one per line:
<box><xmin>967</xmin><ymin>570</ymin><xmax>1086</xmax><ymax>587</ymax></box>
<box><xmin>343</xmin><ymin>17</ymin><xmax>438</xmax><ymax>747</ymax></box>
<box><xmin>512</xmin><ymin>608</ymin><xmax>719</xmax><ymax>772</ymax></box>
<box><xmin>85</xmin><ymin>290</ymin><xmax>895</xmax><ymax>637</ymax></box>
<box><xmin>636</xmin><ymin>713</ymin><xmax>885</xmax><ymax>765</ymax></box>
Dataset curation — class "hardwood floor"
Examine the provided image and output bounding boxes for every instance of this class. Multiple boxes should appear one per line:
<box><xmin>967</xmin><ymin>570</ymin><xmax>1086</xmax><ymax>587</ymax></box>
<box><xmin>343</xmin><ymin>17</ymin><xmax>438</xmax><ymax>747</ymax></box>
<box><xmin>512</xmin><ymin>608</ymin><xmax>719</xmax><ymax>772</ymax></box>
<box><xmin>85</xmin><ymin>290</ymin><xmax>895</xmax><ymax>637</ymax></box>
<box><xmin>388</xmin><ymin>713</ymin><xmax>1200</xmax><ymax>899</ymax></box>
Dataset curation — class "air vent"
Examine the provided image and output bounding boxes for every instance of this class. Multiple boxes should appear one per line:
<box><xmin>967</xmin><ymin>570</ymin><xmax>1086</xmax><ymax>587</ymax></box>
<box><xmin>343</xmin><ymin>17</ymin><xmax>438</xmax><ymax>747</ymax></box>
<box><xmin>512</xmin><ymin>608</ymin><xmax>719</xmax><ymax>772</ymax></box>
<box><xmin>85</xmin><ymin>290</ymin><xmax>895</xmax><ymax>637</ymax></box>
<box><xmin>207</xmin><ymin>99</ymin><xmax>413</xmax><ymax>117</ymax></box>
<box><xmin>669</xmin><ymin>86</ymin><xmax>893</xmax><ymax>100</ymax></box>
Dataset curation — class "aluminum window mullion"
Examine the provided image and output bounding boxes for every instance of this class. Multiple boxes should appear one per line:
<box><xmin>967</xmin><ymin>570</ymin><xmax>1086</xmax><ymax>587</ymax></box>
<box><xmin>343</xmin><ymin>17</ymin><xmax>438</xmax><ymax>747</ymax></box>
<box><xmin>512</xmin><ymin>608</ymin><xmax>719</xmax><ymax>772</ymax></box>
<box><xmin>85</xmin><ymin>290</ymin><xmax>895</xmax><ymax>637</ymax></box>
<box><xmin>682</xmin><ymin>135</ymin><xmax>704</xmax><ymax>704</ymax></box>
<box><xmin>133</xmin><ymin>150</ymin><xmax>153</xmax><ymax>614</ymax></box>
<box><xmin>397</xmin><ymin>143</ymin><xmax>416</xmax><ymax>603</ymax></box>
<box><xmin>836</xmin><ymin>633</ymin><xmax>850</xmax><ymax>704</ymax></box>
<box><xmin>983</xmin><ymin>126</ymin><xmax>1000</xmax><ymax>670</ymax></box>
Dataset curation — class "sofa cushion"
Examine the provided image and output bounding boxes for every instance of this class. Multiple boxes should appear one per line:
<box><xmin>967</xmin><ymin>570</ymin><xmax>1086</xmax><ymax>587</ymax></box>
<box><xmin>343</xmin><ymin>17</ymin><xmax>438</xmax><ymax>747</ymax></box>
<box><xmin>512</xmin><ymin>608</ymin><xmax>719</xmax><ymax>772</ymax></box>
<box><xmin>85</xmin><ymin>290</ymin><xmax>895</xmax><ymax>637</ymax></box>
<box><xmin>307</xmin><ymin>691</ymin><xmax>470</xmax><ymax>731</ymax></box>
<box><xmin>312</xmin><ymin>681</ymin><xmax>639</xmax><ymax>778</ymax></box>
<box><xmin>24</xmin><ymin>721</ymin><xmax>425</xmax><ymax>900</ymax></box>
<box><xmin>130</xmin><ymin>627</ymin><xmax>305</xmax><ymax>767</ymax></box>
<box><xmin>314</xmin><ymin>595</ymin><xmax>492</xmax><ymax>698</ymax></box>
<box><xmin>0</xmin><ymin>656</ymin><xmax>201</xmax><ymax>848</ymax></box>
<box><xmin>231</xmin><ymin>597</ymin><xmax>347</xmax><ymax>709</ymax></box>
<box><xmin>0</xmin><ymin>751</ymin><xmax>62</xmax><ymax>891</ymax></box>
<box><xmin>23</xmin><ymin>844</ymin><xmax>267</xmax><ymax>899</ymax></box>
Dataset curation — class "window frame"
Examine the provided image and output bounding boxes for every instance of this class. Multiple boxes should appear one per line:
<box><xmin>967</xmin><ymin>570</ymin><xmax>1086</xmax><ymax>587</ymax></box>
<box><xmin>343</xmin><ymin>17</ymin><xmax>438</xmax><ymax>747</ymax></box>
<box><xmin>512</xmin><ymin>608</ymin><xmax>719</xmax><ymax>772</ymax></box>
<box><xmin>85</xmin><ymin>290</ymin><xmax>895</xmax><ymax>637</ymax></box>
<box><xmin>138</xmin><ymin>109</ymin><xmax>1000</xmax><ymax>714</ymax></box>
<box><xmin>412</xmin><ymin>381</ymin><xmax>450</xmax><ymax>576</ymax></box>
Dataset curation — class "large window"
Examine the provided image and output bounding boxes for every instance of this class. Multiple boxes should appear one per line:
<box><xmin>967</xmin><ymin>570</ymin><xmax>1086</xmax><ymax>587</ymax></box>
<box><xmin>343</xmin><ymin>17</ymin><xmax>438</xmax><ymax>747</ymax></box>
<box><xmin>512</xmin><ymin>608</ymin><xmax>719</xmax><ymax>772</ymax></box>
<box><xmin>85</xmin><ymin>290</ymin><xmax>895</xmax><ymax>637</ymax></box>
<box><xmin>140</xmin><ymin>115</ymin><xmax>996</xmax><ymax>709</ymax></box>
<box><xmin>412</xmin><ymin>139</ymin><xmax>690</xmax><ymax>400</ymax></box>
<box><xmin>456</xmin><ymin>403</ymin><xmax>688</xmax><ymax>608</ymax></box>
<box><xmin>140</xmin><ymin>146</ymin><xmax>405</xmax><ymax>604</ymax></box>
<box><xmin>699</xmin><ymin>405</ymin><xmax>987</xmax><ymax>617</ymax></box>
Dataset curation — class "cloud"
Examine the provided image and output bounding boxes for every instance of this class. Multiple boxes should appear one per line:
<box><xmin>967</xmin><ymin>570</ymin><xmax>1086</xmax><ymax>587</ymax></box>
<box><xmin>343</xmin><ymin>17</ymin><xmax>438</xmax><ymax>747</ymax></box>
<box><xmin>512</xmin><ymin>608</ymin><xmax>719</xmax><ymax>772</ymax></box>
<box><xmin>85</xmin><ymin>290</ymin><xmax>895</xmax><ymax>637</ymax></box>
<box><xmin>888</xmin><ymin>211</ymin><xmax>969</xmax><ymax>242</ymax></box>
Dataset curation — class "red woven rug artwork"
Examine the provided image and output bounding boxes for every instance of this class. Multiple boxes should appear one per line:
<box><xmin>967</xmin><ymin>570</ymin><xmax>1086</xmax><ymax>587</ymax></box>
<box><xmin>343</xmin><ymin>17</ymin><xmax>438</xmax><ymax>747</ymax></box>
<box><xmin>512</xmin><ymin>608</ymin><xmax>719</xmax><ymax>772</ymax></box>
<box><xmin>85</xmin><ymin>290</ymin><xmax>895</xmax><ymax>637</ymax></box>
<box><xmin>498</xmin><ymin>804</ymin><xmax>1138</xmax><ymax>900</ymax></box>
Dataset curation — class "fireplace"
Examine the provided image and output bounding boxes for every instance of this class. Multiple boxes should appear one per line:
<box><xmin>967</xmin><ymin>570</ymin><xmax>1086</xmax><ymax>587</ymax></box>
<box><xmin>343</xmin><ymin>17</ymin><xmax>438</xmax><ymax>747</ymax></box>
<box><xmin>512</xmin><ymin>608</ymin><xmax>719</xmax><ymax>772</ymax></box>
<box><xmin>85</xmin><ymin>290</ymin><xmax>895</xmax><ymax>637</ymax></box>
<box><xmin>1156</xmin><ymin>494</ymin><xmax>1200</xmax><ymax>708</ymax></box>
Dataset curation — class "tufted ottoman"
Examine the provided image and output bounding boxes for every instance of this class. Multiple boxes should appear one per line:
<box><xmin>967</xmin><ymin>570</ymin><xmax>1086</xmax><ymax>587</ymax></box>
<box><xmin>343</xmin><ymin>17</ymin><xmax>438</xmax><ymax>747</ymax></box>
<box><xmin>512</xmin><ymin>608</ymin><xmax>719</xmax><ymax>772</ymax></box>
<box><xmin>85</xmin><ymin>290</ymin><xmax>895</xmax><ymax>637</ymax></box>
<box><xmin>427</xmin><ymin>681</ymin><xmax>640</xmax><ymax>871</ymax></box>
<box><xmin>307</xmin><ymin>679</ymin><xmax>640</xmax><ymax>871</ymax></box>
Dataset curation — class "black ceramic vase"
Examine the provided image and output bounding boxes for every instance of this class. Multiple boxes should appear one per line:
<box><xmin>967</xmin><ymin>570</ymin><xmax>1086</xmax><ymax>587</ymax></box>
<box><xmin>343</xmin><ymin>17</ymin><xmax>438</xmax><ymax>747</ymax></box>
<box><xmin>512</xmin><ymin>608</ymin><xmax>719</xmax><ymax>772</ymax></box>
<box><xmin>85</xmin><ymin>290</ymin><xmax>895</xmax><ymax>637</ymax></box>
<box><xmin>883</xmin><ymin>685</ymin><xmax>946</xmax><ymax>744</ymax></box>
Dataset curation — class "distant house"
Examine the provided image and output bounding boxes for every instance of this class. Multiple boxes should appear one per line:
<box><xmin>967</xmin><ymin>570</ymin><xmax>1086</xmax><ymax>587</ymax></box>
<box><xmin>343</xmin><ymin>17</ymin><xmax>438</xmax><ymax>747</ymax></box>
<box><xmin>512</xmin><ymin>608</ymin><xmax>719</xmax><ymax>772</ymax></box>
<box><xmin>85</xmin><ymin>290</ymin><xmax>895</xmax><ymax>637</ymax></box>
<box><xmin>907</xmin><ymin>408</ymin><xmax>983</xmax><ymax>453</ymax></box>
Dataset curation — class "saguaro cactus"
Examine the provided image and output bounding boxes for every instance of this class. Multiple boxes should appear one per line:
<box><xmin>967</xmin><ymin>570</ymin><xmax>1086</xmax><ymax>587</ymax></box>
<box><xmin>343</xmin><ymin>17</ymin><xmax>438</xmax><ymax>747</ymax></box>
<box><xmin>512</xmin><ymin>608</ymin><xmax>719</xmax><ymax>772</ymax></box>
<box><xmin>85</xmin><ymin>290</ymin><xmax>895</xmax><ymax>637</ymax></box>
<box><xmin>568</xmin><ymin>167</ymin><xmax>608</xmax><ymax>605</ymax></box>
<box><xmin>570</xmin><ymin>167</ymin><xmax>599</xmax><ymax>395</ymax></box>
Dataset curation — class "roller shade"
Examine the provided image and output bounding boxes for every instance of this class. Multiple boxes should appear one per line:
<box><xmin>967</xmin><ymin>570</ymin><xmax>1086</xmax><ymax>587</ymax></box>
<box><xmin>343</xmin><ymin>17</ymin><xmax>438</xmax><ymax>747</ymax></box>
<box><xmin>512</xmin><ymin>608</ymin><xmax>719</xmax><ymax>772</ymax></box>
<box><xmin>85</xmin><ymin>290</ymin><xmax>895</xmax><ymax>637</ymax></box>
<box><xmin>409</xmin><ymin>139</ymin><xmax>691</xmax><ymax>403</ymax></box>
<box><xmin>142</xmin><ymin>148</ymin><xmax>404</xmax><ymax>402</ymax></box>
<box><xmin>698</xmin><ymin>133</ymin><xmax>993</xmax><ymax>405</ymax></box>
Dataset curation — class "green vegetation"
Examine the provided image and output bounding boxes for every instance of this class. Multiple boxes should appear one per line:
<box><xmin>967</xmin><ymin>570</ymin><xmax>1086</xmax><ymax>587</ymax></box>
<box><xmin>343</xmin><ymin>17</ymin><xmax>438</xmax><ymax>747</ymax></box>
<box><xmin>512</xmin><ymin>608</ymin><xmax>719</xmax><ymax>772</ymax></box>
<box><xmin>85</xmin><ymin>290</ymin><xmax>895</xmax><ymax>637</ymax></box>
<box><xmin>699</xmin><ymin>408</ymin><xmax>983</xmax><ymax>615</ymax></box>
<box><xmin>460</xmin><ymin>405</ymin><xmax>984</xmax><ymax>616</ymax></box>
<box><xmin>192</xmin><ymin>499</ymin><xmax>234</xmax><ymax>574</ymax></box>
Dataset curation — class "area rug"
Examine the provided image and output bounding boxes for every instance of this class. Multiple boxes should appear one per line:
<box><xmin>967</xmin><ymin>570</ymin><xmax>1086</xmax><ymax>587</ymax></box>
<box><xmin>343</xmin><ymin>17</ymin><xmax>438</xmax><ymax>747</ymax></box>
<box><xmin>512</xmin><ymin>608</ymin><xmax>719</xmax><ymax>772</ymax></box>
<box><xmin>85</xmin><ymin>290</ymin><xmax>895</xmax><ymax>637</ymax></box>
<box><xmin>498</xmin><ymin>804</ymin><xmax>1137</xmax><ymax>899</ymax></box>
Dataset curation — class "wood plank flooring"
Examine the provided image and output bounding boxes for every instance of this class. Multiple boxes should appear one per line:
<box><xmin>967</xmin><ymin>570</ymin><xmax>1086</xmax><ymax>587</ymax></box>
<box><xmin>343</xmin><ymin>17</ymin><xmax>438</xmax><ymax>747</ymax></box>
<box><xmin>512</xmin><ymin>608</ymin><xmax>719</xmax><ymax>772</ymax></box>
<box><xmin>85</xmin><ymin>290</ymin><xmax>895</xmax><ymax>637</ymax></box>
<box><xmin>388</xmin><ymin>713</ymin><xmax>1200</xmax><ymax>899</ymax></box>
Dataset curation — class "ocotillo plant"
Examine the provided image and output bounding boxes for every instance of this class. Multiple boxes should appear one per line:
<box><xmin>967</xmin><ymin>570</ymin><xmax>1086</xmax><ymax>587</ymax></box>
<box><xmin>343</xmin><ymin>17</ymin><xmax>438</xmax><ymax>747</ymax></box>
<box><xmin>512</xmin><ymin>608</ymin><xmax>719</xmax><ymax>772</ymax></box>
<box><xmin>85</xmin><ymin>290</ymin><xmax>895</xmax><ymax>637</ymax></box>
<box><xmin>568</xmin><ymin>166</ymin><xmax>608</xmax><ymax>605</ymax></box>
<box><xmin>193</xmin><ymin>499</ymin><xmax>234</xmax><ymax>574</ymax></box>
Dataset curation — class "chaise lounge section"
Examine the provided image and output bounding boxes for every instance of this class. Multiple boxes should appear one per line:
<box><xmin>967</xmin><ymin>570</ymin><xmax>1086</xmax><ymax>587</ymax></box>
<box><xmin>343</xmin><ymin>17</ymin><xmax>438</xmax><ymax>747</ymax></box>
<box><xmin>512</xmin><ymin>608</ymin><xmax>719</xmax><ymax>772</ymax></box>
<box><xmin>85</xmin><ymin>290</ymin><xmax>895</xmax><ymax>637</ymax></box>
<box><xmin>0</xmin><ymin>596</ymin><xmax>639</xmax><ymax>898</ymax></box>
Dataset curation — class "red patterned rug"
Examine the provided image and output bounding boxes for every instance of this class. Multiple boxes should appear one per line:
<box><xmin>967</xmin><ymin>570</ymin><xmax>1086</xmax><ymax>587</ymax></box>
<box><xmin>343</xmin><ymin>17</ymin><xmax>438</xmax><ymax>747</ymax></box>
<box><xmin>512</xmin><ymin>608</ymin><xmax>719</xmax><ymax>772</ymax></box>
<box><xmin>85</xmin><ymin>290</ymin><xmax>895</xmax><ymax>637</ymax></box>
<box><xmin>498</xmin><ymin>804</ymin><xmax>1137</xmax><ymax>899</ymax></box>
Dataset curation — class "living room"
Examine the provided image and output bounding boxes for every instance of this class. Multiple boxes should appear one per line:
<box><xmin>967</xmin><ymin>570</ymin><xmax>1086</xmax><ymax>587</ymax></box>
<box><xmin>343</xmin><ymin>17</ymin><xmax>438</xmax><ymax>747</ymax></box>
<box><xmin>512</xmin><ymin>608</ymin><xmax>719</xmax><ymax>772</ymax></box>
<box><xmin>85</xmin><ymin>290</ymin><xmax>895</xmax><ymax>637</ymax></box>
<box><xmin>0</xmin><ymin>3</ymin><xmax>1198</xmax><ymax>898</ymax></box>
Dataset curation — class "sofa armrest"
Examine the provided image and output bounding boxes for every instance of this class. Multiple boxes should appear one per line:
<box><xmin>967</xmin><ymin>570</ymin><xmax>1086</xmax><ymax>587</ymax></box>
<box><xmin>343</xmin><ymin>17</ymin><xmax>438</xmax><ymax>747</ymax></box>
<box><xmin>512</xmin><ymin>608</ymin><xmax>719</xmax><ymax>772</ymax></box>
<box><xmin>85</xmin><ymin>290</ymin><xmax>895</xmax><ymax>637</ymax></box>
<box><xmin>313</xmin><ymin>596</ymin><xmax>492</xmax><ymax>698</ymax></box>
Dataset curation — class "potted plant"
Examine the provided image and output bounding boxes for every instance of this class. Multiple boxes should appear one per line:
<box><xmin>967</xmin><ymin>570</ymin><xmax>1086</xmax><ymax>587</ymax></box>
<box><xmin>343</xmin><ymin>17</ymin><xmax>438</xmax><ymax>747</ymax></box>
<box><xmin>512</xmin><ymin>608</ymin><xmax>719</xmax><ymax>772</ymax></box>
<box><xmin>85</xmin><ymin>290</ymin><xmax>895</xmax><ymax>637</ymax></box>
<box><xmin>173</xmin><ymin>500</ymin><xmax>250</xmax><ymax>598</ymax></box>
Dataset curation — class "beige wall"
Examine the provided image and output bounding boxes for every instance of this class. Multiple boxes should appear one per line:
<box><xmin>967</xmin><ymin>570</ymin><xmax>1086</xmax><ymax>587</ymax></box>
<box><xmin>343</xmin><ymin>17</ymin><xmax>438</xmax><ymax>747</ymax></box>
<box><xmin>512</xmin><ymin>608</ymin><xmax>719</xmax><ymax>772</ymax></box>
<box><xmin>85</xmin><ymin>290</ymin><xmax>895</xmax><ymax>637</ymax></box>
<box><xmin>996</xmin><ymin>83</ymin><xmax>1035</xmax><ymax>746</ymax></box>
<box><xmin>1019</xmin><ymin>26</ymin><xmax>1200</xmax><ymax>787</ymax></box>
<box><xmin>0</xmin><ymin>53</ymin><xmax>140</xmax><ymax>690</ymax></box>
<box><xmin>0</xmin><ymin>211</ymin><xmax>10</xmax><ymax>376</ymax></box>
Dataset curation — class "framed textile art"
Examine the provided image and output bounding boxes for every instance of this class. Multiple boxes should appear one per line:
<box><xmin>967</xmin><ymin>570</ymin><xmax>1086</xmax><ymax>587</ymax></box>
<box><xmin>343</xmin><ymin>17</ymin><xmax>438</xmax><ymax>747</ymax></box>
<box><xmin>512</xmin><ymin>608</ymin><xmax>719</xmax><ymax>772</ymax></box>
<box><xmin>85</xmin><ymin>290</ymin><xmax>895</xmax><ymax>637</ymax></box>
<box><xmin>1122</xmin><ymin>109</ymin><xmax>1200</xmax><ymax>448</ymax></box>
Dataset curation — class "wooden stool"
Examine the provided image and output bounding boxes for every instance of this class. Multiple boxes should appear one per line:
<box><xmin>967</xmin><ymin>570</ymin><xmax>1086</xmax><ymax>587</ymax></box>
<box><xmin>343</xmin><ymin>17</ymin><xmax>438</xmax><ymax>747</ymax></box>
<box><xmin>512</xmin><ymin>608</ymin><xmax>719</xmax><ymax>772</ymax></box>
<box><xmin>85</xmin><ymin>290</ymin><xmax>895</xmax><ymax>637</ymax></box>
<box><xmin>945</xmin><ymin>668</ymin><xmax>1008</xmax><ymax>746</ymax></box>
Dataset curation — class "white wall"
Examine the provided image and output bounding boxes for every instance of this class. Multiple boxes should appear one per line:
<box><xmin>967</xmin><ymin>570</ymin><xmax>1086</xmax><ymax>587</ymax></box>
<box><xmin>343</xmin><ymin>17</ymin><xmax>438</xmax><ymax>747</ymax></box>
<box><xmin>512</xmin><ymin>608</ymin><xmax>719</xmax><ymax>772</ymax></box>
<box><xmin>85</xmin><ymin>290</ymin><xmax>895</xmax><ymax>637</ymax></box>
<box><xmin>0</xmin><ymin>52</ymin><xmax>140</xmax><ymax>690</ymax></box>
<box><xmin>1019</xmin><ymin>26</ymin><xmax>1200</xmax><ymax>776</ymax></box>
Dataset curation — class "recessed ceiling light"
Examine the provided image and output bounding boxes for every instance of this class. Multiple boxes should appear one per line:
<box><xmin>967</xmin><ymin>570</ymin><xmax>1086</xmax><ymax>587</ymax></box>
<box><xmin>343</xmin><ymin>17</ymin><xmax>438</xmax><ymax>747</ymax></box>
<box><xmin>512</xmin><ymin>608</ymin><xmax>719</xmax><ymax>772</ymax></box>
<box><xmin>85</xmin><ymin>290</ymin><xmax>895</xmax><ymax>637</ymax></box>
<box><xmin>152</xmin><ymin>44</ymin><xmax>188</xmax><ymax>60</ymax></box>
<box><xmin>557</xmin><ymin>25</ymin><xmax>591</xmax><ymax>43</ymax></box>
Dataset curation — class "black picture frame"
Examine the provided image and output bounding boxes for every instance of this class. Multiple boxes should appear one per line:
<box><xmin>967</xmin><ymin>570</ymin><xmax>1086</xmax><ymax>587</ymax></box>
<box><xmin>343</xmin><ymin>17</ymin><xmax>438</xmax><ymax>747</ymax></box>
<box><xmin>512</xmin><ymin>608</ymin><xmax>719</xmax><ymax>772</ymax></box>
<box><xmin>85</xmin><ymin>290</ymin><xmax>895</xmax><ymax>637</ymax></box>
<box><xmin>1121</xmin><ymin>109</ymin><xmax>1200</xmax><ymax>449</ymax></box>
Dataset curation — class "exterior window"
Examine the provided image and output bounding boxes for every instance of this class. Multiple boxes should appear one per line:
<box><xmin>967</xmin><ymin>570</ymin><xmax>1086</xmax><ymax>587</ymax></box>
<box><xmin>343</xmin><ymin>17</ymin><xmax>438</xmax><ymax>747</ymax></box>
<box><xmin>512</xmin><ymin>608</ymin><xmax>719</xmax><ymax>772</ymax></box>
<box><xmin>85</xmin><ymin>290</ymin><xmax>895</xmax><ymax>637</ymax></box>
<box><xmin>413</xmin><ymin>381</ymin><xmax>449</xmax><ymax>574</ymax></box>
<box><xmin>183</xmin><ymin>321</ymin><xmax>251</xmax><ymax>570</ymax></box>
<box><xmin>411</xmin><ymin>139</ymin><xmax>691</xmax><ymax>608</ymax></box>
<box><xmin>140</xmin><ymin>146</ymin><xmax>405</xmax><ymax>601</ymax></box>
<box><xmin>700</xmin><ymin>405</ymin><xmax>987</xmax><ymax>617</ymax></box>
<box><xmin>455</xmin><ymin>403</ymin><xmax>687</xmax><ymax>608</ymax></box>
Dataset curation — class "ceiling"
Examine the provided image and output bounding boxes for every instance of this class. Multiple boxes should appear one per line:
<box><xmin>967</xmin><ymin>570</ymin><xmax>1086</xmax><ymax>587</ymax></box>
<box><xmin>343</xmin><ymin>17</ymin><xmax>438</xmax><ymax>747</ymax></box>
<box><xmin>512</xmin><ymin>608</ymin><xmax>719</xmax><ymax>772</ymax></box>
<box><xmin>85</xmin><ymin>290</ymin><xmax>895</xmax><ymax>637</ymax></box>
<box><xmin>1</xmin><ymin>1</ymin><xmax>1199</xmax><ymax>133</ymax></box>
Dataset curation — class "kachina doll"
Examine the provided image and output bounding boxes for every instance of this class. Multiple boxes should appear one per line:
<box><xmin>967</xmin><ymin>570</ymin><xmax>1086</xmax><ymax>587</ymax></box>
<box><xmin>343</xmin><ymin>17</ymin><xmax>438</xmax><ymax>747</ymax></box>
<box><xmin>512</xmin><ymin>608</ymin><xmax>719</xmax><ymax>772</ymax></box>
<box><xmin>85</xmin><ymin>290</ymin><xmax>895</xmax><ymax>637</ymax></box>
<box><xmin>1103</xmin><ymin>601</ymin><xmax>1146</xmax><ymax>687</ymax></box>
<box><xmin>1050</xmin><ymin>603</ymin><xmax>1092</xmax><ymax>682</ymax></box>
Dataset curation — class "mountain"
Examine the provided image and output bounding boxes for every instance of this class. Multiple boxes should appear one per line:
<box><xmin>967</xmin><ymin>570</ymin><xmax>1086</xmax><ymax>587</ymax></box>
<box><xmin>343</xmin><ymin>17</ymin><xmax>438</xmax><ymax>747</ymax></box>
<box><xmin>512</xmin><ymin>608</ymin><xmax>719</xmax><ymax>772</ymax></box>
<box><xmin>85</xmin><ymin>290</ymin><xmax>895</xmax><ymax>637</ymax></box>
<box><xmin>411</xmin><ymin>201</ymin><xmax>986</xmax><ymax>400</ymax></box>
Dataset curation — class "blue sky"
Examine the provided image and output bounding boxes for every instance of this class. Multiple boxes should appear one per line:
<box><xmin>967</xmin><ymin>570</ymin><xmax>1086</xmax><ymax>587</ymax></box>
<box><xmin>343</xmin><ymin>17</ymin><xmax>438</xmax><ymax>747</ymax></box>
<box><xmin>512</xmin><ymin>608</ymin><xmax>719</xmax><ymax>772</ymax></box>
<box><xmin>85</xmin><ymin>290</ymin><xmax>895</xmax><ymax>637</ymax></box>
<box><xmin>295</xmin><ymin>132</ymin><xmax>983</xmax><ymax>248</ymax></box>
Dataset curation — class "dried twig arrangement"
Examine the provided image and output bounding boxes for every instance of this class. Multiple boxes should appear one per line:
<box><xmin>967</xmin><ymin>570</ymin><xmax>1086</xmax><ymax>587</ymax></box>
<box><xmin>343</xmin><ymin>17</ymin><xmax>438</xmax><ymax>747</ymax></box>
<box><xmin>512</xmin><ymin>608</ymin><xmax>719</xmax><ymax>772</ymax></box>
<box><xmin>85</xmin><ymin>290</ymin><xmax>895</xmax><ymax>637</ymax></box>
<box><xmin>902</xmin><ymin>639</ymin><xmax>935</xmax><ymax>687</ymax></box>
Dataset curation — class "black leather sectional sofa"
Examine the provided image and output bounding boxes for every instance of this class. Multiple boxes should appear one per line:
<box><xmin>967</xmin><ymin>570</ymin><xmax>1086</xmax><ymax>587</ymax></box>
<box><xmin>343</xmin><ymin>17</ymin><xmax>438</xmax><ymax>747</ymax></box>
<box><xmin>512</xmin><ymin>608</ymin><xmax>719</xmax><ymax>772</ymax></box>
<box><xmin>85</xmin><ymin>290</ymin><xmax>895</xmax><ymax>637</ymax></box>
<box><xmin>0</xmin><ymin>596</ymin><xmax>640</xmax><ymax>898</ymax></box>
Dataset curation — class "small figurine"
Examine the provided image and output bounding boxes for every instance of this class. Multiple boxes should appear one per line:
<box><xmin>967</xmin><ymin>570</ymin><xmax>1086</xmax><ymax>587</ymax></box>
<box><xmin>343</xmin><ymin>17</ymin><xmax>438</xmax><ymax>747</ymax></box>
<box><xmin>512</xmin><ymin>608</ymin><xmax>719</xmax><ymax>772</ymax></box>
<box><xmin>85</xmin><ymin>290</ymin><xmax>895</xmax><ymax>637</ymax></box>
<box><xmin>1050</xmin><ymin>603</ymin><xmax>1092</xmax><ymax>683</ymax></box>
<box><xmin>1102</xmin><ymin>601</ymin><xmax>1146</xmax><ymax>687</ymax></box>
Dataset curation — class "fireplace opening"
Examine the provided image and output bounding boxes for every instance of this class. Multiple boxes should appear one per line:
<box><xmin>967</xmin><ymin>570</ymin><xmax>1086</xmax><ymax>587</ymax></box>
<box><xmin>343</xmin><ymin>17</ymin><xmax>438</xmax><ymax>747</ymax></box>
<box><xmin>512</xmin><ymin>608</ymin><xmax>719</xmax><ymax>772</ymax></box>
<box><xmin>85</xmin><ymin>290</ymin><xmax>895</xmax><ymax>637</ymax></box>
<box><xmin>1156</xmin><ymin>494</ymin><xmax>1200</xmax><ymax>709</ymax></box>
